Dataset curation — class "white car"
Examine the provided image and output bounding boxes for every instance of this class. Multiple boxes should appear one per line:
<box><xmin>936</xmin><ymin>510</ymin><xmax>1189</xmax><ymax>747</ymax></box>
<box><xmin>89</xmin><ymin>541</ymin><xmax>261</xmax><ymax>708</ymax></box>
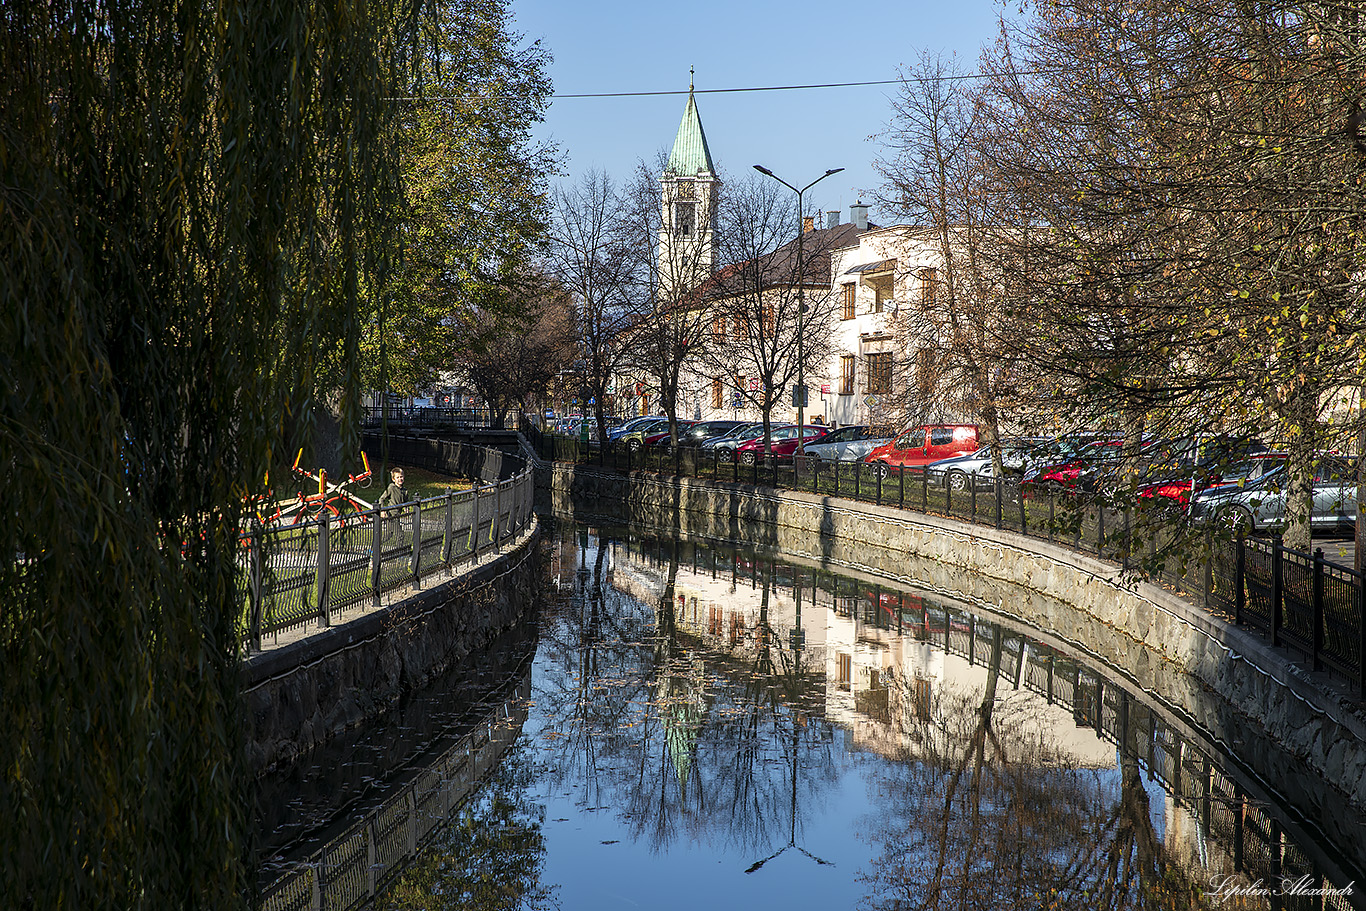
<box><xmin>801</xmin><ymin>425</ymin><xmax>894</xmax><ymax>467</ymax></box>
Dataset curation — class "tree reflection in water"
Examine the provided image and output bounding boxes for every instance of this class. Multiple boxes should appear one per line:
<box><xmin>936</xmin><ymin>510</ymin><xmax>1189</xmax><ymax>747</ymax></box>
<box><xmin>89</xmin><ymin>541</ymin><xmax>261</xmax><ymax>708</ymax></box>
<box><xmin>859</xmin><ymin>626</ymin><xmax>1207</xmax><ymax>910</ymax></box>
<box><xmin>379</xmin><ymin>752</ymin><xmax>556</xmax><ymax>911</ymax></box>
<box><xmin>533</xmin><ymin>527</ymin><xmax>842</xmax><ymax>864</ymax></box>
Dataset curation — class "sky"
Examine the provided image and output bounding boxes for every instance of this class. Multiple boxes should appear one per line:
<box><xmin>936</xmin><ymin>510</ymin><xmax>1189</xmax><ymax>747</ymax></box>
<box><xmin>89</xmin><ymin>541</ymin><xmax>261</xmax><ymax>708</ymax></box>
<box><xmin>513</xmin><ymin>0</ymin><xmax>1014</xmax><ymax>226</ymax></box>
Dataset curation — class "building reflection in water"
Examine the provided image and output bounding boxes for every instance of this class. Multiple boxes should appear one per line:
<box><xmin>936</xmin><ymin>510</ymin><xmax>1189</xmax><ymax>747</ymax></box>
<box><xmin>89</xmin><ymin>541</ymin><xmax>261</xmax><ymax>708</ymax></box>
<box><xmin>565</xmin><ymin>523</ymin><xmax>1362</xmax><ymax>911</ymax></box>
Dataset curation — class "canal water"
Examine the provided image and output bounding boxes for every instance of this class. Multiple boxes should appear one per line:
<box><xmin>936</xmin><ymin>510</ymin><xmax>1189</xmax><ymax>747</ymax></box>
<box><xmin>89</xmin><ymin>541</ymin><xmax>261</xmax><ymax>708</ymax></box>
<box><xmin>258</xmin><ymin>520</ymin><xmax>1365</xmax><ymax>910</ymax></box>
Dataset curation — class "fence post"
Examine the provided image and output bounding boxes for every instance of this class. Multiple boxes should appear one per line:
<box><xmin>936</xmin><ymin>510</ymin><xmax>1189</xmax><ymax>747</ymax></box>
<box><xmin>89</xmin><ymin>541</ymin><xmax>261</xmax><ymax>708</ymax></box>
<box><xmin>920</xmin><ymin>467</ymin><xmax>927</xmax><ymax>511</ymax></box>
<box><xmin>316</xmin><ymin>514</ymin><xmax>331</xmax><ymax>627</ymax></box>
<box><xmin>410</xmin><ymin>500</ymin><xmax>421</xmax><ymax>585</ymax></box>
<box><xmin>1312</xmin><ymin>548</ymin><xmax>1325</xmax><ymax>672</ymax></box>
<box><xmin>994</xmin><ymin>477</ymin><xmax>1002</xmax><ymax>529</ymax></box>
<box><xmin>875</xmin><ymin>466</ymin><xmax>883</xmax><ymax>506</ymax></box>
<box><xmin>443</xmin><ymin>490</ymin><xmax>454</xmax><ymax>568</ymax></box>
<box><xmin>1017</xmin><ymin>481</ymin><xmax>1027</xmax><ymax>534</ymax></box>
<box><xmin>494</xmin><ymin>481</ymin><xmax>504</xmax><ymax>548</ymax></box>
<box><xmin>371</xmin><ymin>504</ymin><xmax>383</xmax><ymax>605</ymax></box>
<box><xmin>1234</xmin><ymin>531</ymin><xmax>1246</xmax><ymax>625</ymax></box>
<box><xmin>1096</xmin><ymin>503</ymin><xmax>1106</xmax><ymax>557</ymax></box>
<box><xmin>1202</xmin><ymin>526</ymin><xmax>1214</xmax><ymax>611</ymax></box>
<box><xmin>469</xmin><ymin>483</ymin><xmax>481</xmax><ymax>558</ymax></box>
<box><xmin>249</xmin><ymin>521</ymin><xmax>263</xmax><ymax>652</ymax></box>
<box><xmin>1271</xmin><ymin>538</ymin><xmax>1284</xmax><ymax>647</ymax></box>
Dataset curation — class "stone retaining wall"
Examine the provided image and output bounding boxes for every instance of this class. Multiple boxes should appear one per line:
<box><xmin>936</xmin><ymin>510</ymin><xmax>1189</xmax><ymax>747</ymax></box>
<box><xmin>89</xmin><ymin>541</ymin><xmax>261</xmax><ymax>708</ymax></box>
<box><xmin>240</xmin><ymin>524</ymin><xmax>540</xmax><ymax>773</ymax></box>
<box><xmin>551</xmin><ymin>465</ymin><xmax>1366</xmax><ymax>830</ymax></box>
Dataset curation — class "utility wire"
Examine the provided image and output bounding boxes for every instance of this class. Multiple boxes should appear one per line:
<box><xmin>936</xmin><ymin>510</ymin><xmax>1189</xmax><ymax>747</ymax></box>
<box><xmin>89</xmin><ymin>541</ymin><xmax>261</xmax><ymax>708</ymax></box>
<box><xmin>553</xmin><ymin>70</ymin><xmax>1045</xmax><ymax>99</ymax></box>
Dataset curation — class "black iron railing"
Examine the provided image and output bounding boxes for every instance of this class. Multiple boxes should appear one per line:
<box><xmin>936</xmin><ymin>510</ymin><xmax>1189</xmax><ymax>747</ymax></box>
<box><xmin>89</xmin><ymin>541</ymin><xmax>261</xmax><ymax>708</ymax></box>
<box><xmin>238</xmin><ymin>437</ymin><xmax>535</xmax><ymax>652</ymax></box>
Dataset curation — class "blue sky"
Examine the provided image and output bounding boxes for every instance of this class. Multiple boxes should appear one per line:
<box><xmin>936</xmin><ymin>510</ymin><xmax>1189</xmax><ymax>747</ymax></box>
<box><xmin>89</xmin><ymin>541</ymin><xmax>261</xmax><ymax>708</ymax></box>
<box><xmin>513</xmin><ymin>0</ymin><xmax>1012</xmax><ymax>225</ymax></box>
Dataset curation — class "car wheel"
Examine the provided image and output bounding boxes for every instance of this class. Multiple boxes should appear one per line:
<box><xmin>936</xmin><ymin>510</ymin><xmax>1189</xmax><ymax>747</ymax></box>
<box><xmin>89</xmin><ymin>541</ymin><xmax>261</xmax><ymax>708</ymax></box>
<box><xmin>627</xmin><ymin>438</ymin><xmax>642</xmax><ymax>452</ymax></box>
<box><xmin>1216</xmin><ymin>506</ymin><xmax>1254</xmax><ymax>534</ymax></box>
<box><xmin>947</xmin><ymin>470</ymin><xmax>968</xmax><ymax>492</ymax></box>
<box><xmin>871</xmin><ymin>462</ymin><xmax>891</xmax><ymax>480</ymax></box>
<box><xmin>739</xmin><ymin>451</ymin><xmax>757</xmax><ymax>466</ymax></box>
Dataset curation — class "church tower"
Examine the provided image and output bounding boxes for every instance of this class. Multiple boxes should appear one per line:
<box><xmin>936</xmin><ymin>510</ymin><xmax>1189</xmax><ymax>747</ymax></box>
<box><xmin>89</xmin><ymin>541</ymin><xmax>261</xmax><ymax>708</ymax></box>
<box><xmin>658</xmin><ymin>77</ymin><xmax>719</xmax><ymax>296</ymax></box>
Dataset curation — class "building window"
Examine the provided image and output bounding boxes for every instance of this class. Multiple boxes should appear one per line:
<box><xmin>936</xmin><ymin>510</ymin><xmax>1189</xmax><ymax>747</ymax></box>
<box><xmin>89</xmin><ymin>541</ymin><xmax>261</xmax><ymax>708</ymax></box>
<box><xmin>838</xmin><ymin>653</ymin><xmax>852</xmax><ymax>690</ymax></box>
<box><xmin>920</xmin><ymin>268</ymin><xmax>938</xmax><ymax>304</ymax></box>
<box><xmin>866</xmin><ymin>352</ymin><xmax>893</xmax><ymax>395</ymax></box>
<box><xmin>713</xmin><ymin>315</ymin><xmax>727</xmax><ymax>341</ymax></box>
<box><xmin>712</xmin><ymin>378</ymin><xmax>723</xmax><ymax>408</ymax></box>
<box><xmin>840</xmin><ymin>355</ymin><xmax>855</xmax><ymax>395</ymax></box>
<box><xmin>762</xmin><ymin>304</ymin><xmax>775</xmax><ymax>336</ymax></box>
<box><xmin>841</xmin><ymin>283</ymin><xmax>856</xmax><ymax>320</ymax></box>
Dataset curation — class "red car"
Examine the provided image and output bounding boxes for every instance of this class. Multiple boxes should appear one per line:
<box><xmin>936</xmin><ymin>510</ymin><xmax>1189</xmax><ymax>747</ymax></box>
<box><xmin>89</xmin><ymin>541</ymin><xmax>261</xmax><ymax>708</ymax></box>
<box><xmin>734</xmin><ymin>425</ymin><xmax>829</xmax><ymax>465</ymax></box>
<box><xmin>863</xmin><ymin>424</ymin><xmax>979</xmax><ymax>477</ymax></box>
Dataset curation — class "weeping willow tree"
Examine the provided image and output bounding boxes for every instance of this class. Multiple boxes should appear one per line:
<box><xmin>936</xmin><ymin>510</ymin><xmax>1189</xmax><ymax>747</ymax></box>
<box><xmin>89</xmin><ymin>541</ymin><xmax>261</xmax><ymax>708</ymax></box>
<box><xmin>0</xmin><ymin>0</ymin><xmax>426</xmax><ymax>906</ymax></box>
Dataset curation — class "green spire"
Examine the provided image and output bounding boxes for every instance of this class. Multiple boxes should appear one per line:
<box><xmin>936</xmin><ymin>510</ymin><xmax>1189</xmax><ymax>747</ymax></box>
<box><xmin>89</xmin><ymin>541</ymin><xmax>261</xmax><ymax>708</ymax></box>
<box><xmin>665</xmin><ymin>80</ymin><xmax>715</xmax><ymax>176</ymax></box>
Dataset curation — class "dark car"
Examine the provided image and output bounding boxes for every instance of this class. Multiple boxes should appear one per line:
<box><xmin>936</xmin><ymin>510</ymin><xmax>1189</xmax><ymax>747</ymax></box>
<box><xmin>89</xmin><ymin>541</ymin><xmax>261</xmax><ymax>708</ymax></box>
<box><xmin>735</xmin><ymin>425</ymin><xmax>829</xmax><ymax>465</ymax></box>
<box><xmin>675</xmin><ymin>419</ymin><xmax>752</xmax><ymax>447</ymax></box>
<box><xmin>642</xmin><ymin>421</ymin><xmax>696</xmax><ymax>447</ymax></box>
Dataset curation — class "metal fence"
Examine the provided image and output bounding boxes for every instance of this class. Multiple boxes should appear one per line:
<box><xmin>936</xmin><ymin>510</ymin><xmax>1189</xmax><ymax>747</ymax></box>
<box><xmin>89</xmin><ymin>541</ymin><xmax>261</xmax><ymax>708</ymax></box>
<box><xmin>360</xmin><ymin>405</ymin><xmax>499</xmax><ymax>430</ymax></box>
<box><xmin>533</xmin><ymin>430</ymin><xmax>1366</xmax><ymax>699</ymax></box>
<box><xmin>258</xmin><ymin>666</ymin><xmax>532</xmax><ymax>911</ymax></box>
<box><xmin>239</xmin><ymin>438</ymin><xmax>535</xmax><ymax>652</ymax></box>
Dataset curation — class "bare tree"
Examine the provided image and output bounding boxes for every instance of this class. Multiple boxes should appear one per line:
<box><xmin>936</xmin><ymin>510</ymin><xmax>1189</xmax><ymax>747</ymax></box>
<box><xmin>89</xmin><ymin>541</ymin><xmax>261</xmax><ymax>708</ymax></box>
<box><xmin>978</xmin><ymin>0</ymin><xmax>1366</xmax><ymax>546</ymax></box>
<box><xmin>544</xmin><ymin>171</ymin><xmax>638</xmax><ymax>442</ymax></box>
<box><xmin>701</xmin><ymin>174</ymin><xmax>849</xmax><ymax>450</ymax></box>
<box><xmin>457</xmin><ymin>272</ymin><xmax>576</xmax><ymax>428</ymax></box>
<box><xmin>875</xmin><ymin>53</ymin><xmax>1031</xmax><ymax>476</ymax></box>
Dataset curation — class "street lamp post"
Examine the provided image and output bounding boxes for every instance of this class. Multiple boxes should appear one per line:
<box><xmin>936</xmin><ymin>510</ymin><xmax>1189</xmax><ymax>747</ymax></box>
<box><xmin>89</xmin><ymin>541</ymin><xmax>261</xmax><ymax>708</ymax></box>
<box><xmin>752</xmin><ymin>165</ymin><xmax>844</xmax><ymax>458</ymax></box>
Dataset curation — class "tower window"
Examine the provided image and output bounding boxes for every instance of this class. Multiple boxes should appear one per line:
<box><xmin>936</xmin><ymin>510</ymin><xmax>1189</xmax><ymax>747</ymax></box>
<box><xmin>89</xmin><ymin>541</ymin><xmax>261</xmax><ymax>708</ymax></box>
<box><xmin>675</xmin><ymin>200</ymin><xmax>695</xmax><ymax>237</ymax></box>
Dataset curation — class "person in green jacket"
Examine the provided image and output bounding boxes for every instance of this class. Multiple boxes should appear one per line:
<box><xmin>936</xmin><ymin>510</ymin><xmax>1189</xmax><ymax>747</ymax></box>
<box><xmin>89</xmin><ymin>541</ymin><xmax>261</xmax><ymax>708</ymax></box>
<box><xmin>378</xmin><ymin>467</ymin><xmax>411</xmax><ymax>543</ymax></box>
<box><xmin>378</xmin><ymin>467</ymin><xmax>410</xmax><ymax>508</ymax></box>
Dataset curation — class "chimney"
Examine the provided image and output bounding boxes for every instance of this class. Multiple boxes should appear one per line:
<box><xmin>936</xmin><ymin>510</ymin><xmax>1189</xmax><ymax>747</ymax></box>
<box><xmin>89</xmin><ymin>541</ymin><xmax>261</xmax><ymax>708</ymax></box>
<box><xmin>850</xmin><ymin>201</ymin><xmax>869</xmax><ymax>231</ymax></box>
<box><xmin>827</xmin><ymin>210</ymin><xmax>839</xmax><ymax>229</ymax></box>
<box><xmin>802</xmin><ymin>215</ymin><xmax>815</xmax><ymax>233</ymax></box>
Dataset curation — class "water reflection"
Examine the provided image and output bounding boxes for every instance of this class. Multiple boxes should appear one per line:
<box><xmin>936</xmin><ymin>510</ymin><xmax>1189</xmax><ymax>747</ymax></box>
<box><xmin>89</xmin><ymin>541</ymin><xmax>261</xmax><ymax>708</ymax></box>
<box><xmin>377</xmin><ymin>522</ymin><xmax>1362</xmax><ymax>910</ymax></box>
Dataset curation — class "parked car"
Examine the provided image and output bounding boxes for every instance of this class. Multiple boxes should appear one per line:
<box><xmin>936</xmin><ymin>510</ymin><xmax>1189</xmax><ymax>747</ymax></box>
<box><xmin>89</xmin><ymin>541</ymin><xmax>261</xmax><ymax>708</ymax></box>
<box><xmin>863</xmin><ymin>424</ymin><xmax>979</xmax><ymax>477</ymax></box>
<box><xmin>1187</xmin><ymin>456</ymin><xmax>1358</xmax><ymax>532</ymax></box>
<box><xmin>924</xmin><ymin>438</ymin><xmax>1049</xmax><ymax>491</ymax></box>
<box><xmin>606</xmin><ymin>415</ymin><xmax>665</xmax><ymax>441</ymax></box>
<box><xmin>674</xmin><ymin>419</ymin><xmax>752</xmax><ymax>448</ymax></box>
<box><xmin>1137</xmin><ymin>446</ymin><xmax>1279</xmax><ymax>509</ymax></box>
<box><xmin>613</xmin><ymin>417</ymin><xmax>672</xmax><ymax>450</ymax></box>
<box><xmin>802</xmin><ymin>425</ymin><xmax>896</xmax><ymax>467</ymax></box>
<box><xmin>642</xmin><ymin>421</ymin><xmax>696</xmax><ymax>447</ymax></box>
<box><xmin>735</xmin><ymin>425</ymin><xmax>829</xmax><ymax>465</ymax></box>
<box><xmin>701</xmin><ymin>422</ymin><xmax>770</xmax><ymax>460</ymax></box>
<box><xmin>1021</xmin><ymin>438</ymin><xmax>1157</xmax><ymax>491</ymax></box>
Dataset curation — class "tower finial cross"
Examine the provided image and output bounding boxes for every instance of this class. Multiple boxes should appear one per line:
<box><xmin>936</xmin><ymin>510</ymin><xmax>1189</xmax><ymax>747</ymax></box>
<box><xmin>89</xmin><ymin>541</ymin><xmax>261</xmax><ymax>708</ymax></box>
<box><xmin>689</xmin><ymin>66</ymin><xmax>694</xmax><ymax>93</ymax></box>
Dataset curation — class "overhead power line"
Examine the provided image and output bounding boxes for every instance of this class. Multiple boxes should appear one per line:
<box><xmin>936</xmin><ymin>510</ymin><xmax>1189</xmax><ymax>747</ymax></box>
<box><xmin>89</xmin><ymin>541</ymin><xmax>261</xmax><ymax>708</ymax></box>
<box><xmin>552</xmin><ymin>70</ymin><xmax>1019</xmax><ymax>99</ymax></box>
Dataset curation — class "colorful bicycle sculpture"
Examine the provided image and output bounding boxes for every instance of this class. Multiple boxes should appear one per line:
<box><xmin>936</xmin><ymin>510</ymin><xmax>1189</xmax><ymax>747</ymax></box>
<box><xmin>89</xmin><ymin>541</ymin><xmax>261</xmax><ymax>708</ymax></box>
<box><xmin>247</xmin><ymin>450</ymin><xmax>375</xmax><ymax>528</ymax></box>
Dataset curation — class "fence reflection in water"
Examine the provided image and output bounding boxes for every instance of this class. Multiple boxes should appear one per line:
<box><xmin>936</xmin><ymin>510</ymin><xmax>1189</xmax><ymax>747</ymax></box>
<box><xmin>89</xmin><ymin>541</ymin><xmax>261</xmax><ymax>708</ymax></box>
<box><xmin>258</xmin><ymin>672</ymin><xmax>531</xmax><ymax>911</ymax></box>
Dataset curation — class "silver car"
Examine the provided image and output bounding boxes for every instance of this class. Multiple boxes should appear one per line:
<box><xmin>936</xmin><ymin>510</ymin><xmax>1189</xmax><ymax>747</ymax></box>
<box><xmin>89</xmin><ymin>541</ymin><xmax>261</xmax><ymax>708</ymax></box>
<box><xmin>926</xmin><ymin>439</ymin><xmax>1049</xmax><ymax>491</ymax></box>
<box><xmin>1188</xmin><ymin>456</ymin><xmax>1358</xmax><ymax>532</ymax></box>
<box><xmin>802</xmin><ymin>425</ymin><xmax>894</xmax><ymax>467</ymax></box>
